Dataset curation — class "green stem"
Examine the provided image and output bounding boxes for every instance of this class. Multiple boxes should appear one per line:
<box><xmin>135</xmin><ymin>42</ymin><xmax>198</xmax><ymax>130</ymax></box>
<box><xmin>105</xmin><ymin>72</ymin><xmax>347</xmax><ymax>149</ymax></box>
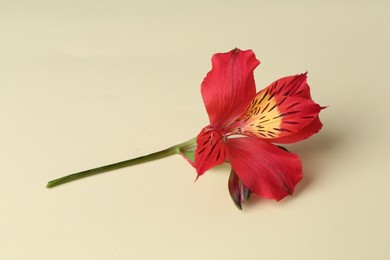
<box><xmin>46</xmin><ymin>137</ymin><xmax>197</xmax><ymax>188</ymax></box>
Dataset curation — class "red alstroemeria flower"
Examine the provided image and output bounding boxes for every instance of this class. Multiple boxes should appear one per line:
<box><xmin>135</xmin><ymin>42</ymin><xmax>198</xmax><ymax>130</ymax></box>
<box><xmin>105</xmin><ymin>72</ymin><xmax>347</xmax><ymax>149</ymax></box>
<box><xmin>194</xmin><ymin>48</ymin><xmax>323</xmax><ymax>209</ymax></box>
<box><xmin>47</xmin><ymin>48</ymin><xmax>324</xmax><ymax>211</ymax></box>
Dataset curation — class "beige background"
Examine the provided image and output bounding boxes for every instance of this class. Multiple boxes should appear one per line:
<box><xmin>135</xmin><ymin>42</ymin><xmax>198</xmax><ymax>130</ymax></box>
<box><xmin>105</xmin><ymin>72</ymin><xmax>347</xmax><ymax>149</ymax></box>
<box><xmin>1</xmin><ymin>0</ymin><xmax>389</xmax><ymax>259</ymax></box>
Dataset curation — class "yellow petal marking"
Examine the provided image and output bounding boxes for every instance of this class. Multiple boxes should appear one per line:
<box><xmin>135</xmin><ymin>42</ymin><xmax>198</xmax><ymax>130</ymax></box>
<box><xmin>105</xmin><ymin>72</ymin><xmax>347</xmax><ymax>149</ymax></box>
<box><xmin>230</xmin><ymin>90</ymin><xmax>283</xmax><ymax>139</ymax></box>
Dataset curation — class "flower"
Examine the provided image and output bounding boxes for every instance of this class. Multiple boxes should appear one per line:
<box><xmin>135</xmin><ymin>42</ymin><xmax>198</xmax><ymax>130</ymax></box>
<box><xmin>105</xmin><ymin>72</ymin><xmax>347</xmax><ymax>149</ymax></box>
<box><xmin>194</xmin><ymin>48</ymin><xmax>323</xmax><ymax>209</ymax></box>
<box><xmin>47</xmin><ymin>48</ymin><xmax>324</xmax><ymax>211</ymax></box>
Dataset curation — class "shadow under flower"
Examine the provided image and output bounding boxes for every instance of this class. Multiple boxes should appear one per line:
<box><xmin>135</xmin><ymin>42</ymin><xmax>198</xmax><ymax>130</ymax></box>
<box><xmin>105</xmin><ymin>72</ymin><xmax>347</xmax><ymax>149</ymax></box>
<box><xmin>246</xmin><ymin>126</ymin><xmax>344</xmax><ymax>209</ymax></box>
<box><xmin>291</xmin><ymin>127</ymin><xmax>343</xmax><ymax>196</ymax></box>
<box><xmin>204</xmin><ymin>126</ymin><xmax>344</xmax><ymax>209</ymax></box>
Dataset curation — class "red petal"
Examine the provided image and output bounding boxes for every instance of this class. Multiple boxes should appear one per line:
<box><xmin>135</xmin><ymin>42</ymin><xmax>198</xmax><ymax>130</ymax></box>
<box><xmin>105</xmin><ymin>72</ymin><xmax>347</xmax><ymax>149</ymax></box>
<box><xmin>201</xmin><ymin>48</ymin><xmax>260</xmax><ymax>126</ymax></box>
<box><xmin>230</xmin><ymin>91</ymin><xmax>322</xmax><ymax>143</ymax></box>
<box><xmin>271</xmin><ymin>115</ymin><xmax>323</xmax><ymax>143</ymax></box>
<box><xmin>195</xmin><ymin>126</ymin><xmax>228</xmax><ymax>176</ymax></box>
<box><xmin>227</xmin><ymin>137</ymin><xmax>302</xmax><ymax>201</ymax></box>
<box><xmin>264</xmin><ymin>73</ymin><xmax>312</xmax><ymax>99</ymax></box>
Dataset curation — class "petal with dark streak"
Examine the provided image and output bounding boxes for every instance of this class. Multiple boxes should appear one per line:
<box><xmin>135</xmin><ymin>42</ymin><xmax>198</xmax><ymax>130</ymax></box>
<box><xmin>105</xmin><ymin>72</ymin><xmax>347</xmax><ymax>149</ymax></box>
<box><xmin>271</xmin><ymin>115</ymin><xmax>323</xmax><ymax>143</ymax></box>
<box><xmin>195</xmin><ymin>127</ymin><xmax>228</xmax><ymax>176</ymax></box>
<box><xmin>263</xmin><ymin>73</ymin><xmax>312</xmax><ymax>99</ymax></box>
<box><xmin>232</xmin><ymin>93</ymin><xmax>322</xmax><ymax>143</ymax></box>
